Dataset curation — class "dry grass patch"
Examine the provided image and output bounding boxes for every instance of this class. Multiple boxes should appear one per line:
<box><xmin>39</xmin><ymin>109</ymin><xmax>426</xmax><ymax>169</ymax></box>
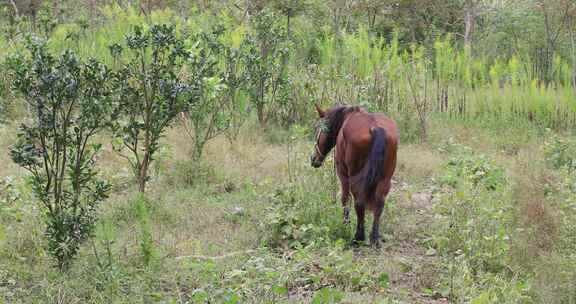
<box><xmin>0</xmin><ymin>125</ymin><xmax>19</xmax><ymax>179</ymax></box>
<box><xmin>396</xmin><ymin>144</ymin><xmax>444</xmax><ymax>183</ymax></box>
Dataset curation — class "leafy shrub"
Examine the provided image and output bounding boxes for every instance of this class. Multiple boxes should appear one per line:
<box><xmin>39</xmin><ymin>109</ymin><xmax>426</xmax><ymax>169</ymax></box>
<box><xmin>262</xmin><ymin>185</ymin><xmax>349</xmax><ymax>249</ymax></box>
<box><xmin>110</xmin><ymin>24</ymin><xmax>190</xmax><ymax>193</ymax></box>
<box><xmin>434</xmin><ymin>182</ymin><xmax>513</xmax><ymax>274</ymax></box>
<box><xmin>0</xmin><ymin>177</ymin><xmax>20</xmax><ymax>215</ymax></box>
<box><xmin>167</xmin><ymin>160</ymin><xmax>219</xmax><ymax>187</ymax></box>
<box><xmin>529</xmin><ymin>167</ymin><xmax>576</xmax><ymax>303</ymax></box>
<box><xmin>0</xmin><ymin>64</ymin><xmax>10</xmax><ymax>123</ymax></box>
<box><xmin>312</xmin><ymin>288</ymin><xmax>345</xmax><ymax>303</ymax></box>
<box><xmin>7</xmin><ymin>38</ymin><xmax>112</xmax><ymax>270</ymax></box>
<box><xmin>543</xmin><ymin>130</ymin><xmax>576</xmax><ymax>171</ymax></box>
<box><xmin>439</xmin><ymin>144</ymin><xmax>506</xmax><ymax>191</ymax></box>
<box><xmin>217</xmin><ymin>245</ymin><xmax>378</xmax><ymax>302</ymax></box>
<box><xmin>263</xmin><ymin>126</ymin><xmax>292</xmax><ymax>145</ymax></box>
<box><xmin>433</xmin><ymin>143</ymin><xmax>521</xmax><ymax>301</ymax></box>
<box><xmin>555</xmin><ymin>170</ymin><xmax>576</xmax><ymax>255</ymax></box>
<box><xmin>245</xmin><ymin>8</ymin><xmax>291</xmax><ymax>126</ymax></box>
<box><xmin>134</xmin><ymin>195</ymin><xmax>158</xmax><ymax>266</ymax></box>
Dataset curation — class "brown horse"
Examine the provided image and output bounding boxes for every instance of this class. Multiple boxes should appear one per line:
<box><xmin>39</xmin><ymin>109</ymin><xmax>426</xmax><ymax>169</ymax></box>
<box><xmin>310</xmin><ymin>104</ymin><xmax>398</xmax><ymax>246</ymax></box>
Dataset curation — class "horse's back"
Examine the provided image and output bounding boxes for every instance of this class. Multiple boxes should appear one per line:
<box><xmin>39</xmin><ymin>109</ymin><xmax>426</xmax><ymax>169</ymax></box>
<box><xmin>337</xmin><ymin>111</ymin><xmax>398</xmax><ymax>177</ymax></box>
<box><xmin>341</xmin><ymin>112</ymin><xmax>398</xmax><ymax>146</ymax></box>
<box><xmin>371</xmin><ymin>113</ymin><xmax>398</xmax><ymax>141</ymax></box>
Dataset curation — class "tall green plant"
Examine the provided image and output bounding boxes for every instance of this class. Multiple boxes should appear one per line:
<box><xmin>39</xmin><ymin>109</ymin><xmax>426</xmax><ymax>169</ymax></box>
<box><xmin>181</xmin><ymin>28</ymin><xmax>229</xmax><ymax>161</ymax></box>
<box><xmin>8</xmin><ymin>38</ymin><xmax>112</xmax><ymax>270</ymax></box>
<box><xmin>110</xmin><ymin>24</ymin><xmax>189</xmax><ymax>193</ymax></box>
<box><xmin>246</xmin><ymin>9</ymin><xmax>290</xmax><ymax>127</ymax></box>
<box><xmin>405</xmin><ymin>44</ymin><xmax>432</xmax><ymax>142</ymax></box>
<box><xmin>221</xmin><ymin>26</ymin><xmax>252</xmax><ymax>142</ymax></box>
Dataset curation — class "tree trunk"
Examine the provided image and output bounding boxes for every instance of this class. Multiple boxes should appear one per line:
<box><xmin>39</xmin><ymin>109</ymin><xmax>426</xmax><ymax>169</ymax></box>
<box><xmin>53</xmin><ymin>0</ymin><xmax>61</xmax><ymax>23</ymax></box>
<box><xmin>138</xmin><ymin>154</ymin><xmax>149</xmax><ymax>193</ymax></box>
<box><xmin>570</xmin><ymin>23</ymin><xmax>576</xmax><ymax>91</ymax></box>
<box><xmin>87</xmin><ymin>0</ymin><xmax>97</xmax><ymax>23</ymax></box>
<box><xmin>286</xmin><ymin>14</ymin><xmax>291</xmax><ymax>39</ymax></box>
<box><xmin>8</xmin><ymin>0</ymin><xmax>19</xmax><ymax>18</ymax></box>
<box><xmin>464</xmin><ymin>8</ymin><xmax>474</xmax><ymax>51</ymax></box>
<box><xmin>419</xmin><ymin>118</ymin><xmax>427</xmax><ymax>143</ymax></box>
<box><xmin>257</xmin><ymin>103</ymin><xmax>266</xmax><ymax>127</ymax></box>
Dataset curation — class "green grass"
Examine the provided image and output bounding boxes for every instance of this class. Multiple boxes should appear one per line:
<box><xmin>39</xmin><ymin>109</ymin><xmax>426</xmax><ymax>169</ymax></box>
<box><xmin>1</xmin><ymin>5</ymin><xmax>576</xmax><ymax>303</ymax></box>
<box><xmin>1</xmin><ymin>116</ymin><xmax>575</xmax><ymax>303</ymax></box>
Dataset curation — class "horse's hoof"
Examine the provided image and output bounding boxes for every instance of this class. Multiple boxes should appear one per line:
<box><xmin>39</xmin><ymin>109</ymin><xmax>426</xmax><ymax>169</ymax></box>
<box><xmin>370</xmin><ymin>236</ymin><xmax>382</xmax><ymax>248</ymax></box>
<box><xmin>343</xmin><ymin>208</ymin><xmax>350</xmax><ymax>225</ymax></box>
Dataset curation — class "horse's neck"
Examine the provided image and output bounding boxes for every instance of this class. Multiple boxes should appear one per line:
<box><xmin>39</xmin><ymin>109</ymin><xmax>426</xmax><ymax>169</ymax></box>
<box><xmin>339</xmin><ymin>107</ymin><xmax>361</xmax><ymax>127</ymax></box>
<box><xmin>329</xmin><ymin>106</ymin><xmax>362</xmax><ymax>136</ymax></box>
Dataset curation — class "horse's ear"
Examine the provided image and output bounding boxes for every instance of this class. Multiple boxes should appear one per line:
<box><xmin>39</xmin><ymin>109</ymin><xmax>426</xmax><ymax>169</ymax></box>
<box><xmin>315</xmin><ymin>104</ymin><xmax>326</xmax><ymax>118</ymax></box>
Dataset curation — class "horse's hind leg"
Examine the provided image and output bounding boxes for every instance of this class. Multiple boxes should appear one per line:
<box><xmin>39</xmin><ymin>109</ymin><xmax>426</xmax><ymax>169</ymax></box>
<box><xmin>354</xmin><ymin>202</ymin><xmax>365</xmax><ymax>243</ymax></box>
<box><xmin>370</xmin><ymin>201</ymin><xmax>384</xmax><ymax>247</ymax></box>
<box><xmin>340</xmin><ymin>178</ymin><xmax>351</xmax><ymax>225</ymax></box>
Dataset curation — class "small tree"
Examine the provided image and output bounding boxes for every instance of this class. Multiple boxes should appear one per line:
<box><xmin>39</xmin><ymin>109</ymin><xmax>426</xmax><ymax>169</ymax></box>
<box><xmin>246</xmin><ymin>8</ymin><xmax>290</xmax><ymax>127</ymax></box>
<box><xmin>222</xmin><ymin>28</ymin><xmax>252</xmax><ymax>143</ymax></box>
<box><xmin>405</xmin><ymin>44</ymin><xmax>432</xmax><ymax>143</ymax></box>
<box><xmin>110</xmin><ymin>24</ymin><xmax>189</xmax><ymax>192</ymax></box>
<box><xmin>181</xmin><ymin>25</ymin><xmax>256</xmax><ymax>158</ymax></box>
<box><xmin>8</xmin><ymin>39</ymin><xmax>112</xmax><ymax>270</ymax></box>
<box><xmin>181</xmin><ymin>29</ymin><xmax>229</xmax><ymax>161</ymax></box>
<box><xmin>272</xmin><ymin>0</ymin><xmax>308</xmax><ymax>38</ymax></box>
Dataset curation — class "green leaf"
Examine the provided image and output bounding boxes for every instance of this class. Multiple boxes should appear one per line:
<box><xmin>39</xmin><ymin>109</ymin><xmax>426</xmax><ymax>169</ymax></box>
<box><xmin>0</xmin><ymin>224</ymin><xmax>5</xmax><ymax>243</ymax></box>
<box><xmin>272</xmin><ymin>285</ymin><xmax>288</xmax><ymax>296</ymax></box>
<box><xmin>471</xmin><ymin>292</ymin><xmax>491</xmax><ymax>304</ymax></box>
<box><xmin>191</xmin><ymin>289</ymin><xmax>208</xmax><ymax>303</ymax></box>
<box><xmin>378</xmin><ymin>272</ymin><xmax>390</xmax><ymax>289</ymax></box>
<box><xmin>312</xmin><ymin>288</ymin><xmax>344</xmax><ymax>304</ymax></box>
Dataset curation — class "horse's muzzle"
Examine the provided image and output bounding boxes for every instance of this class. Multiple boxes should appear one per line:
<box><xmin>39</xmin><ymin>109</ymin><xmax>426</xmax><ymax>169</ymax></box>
<box><xmin>310</xmin><ymin>154</ymin><xmax>323</xmax><ymax>168</ymax></box>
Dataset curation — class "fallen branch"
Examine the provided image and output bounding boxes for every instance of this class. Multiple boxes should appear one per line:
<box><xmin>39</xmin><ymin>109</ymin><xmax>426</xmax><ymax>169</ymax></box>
<box><xmin>175</xmin><ymin>249</ymin><xmax>256</xmax><ymax>261</ymax></box>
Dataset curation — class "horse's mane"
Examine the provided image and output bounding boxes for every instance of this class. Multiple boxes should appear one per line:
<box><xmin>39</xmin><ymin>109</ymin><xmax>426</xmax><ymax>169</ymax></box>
<box><xmin>324</xmin><ymin>105</ymin><xmax>363</xmax><ymax>151</ymax></box>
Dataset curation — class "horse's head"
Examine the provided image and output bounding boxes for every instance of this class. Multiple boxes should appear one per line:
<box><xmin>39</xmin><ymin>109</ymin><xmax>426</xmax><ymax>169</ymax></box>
<box><xmin>310</xmin><ymin>104</ymin><xmax>331</xmax><ymax>168</ymax></box>
<box><xmin>310</xmin><ymin>104</ymin><xmax>361</xmax><ymax>168</ymax></box>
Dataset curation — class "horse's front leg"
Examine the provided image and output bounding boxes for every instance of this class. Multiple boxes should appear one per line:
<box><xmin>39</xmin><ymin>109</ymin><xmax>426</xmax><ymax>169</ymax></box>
<box><xmin>339</xmin><ymin>177</ymin><xmax>351</xmax><ymax>225</ymax></box>
<box><xmin>354</xmin><ymin>202</ymin><xmax>366</xmax><ymax>243</ymax></box>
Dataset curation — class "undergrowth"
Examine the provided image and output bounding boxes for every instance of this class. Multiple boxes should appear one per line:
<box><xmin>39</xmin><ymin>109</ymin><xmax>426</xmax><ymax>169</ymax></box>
<box><xmin>433</xmin><ymin>142</ymin><xmax>530</xmax><ymax>303</ymax></box>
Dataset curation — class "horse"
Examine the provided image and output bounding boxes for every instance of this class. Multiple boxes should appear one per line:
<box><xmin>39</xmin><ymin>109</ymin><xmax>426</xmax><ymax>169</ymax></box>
<box><xmin>310</xmin><ymin>104</ymin><xmax>398</xmax><ymax>246</ymax></box>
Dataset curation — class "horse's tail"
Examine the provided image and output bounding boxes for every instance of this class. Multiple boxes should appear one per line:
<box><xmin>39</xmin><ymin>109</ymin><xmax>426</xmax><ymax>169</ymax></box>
<box><xmin>365</xmin><ymin>127</ymin><xmax>387</xmax><ymax>200</ymax></box>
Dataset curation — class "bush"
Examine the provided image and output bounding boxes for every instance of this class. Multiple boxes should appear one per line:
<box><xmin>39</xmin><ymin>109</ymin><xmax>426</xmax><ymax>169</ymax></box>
<box><xmin>110</xmin><ymin>24</ymin><xmax>190</xmax><ymax>193</ymax></box>
<box><xmin>134</xmin><ymin>195</ymin><xmax>158</xmax><ymax>267</ymax></box>
<box><xmin>262</xmin><ymin>184</ymin><xmax>349</xmax><ymax>249</ymax></box>
<box><xmin>439</xmin><ymin>144</ymin><xmax>506</xmax><ymax>191</ymax></box>
<box><xmin>7</xmin><ymin>38</ymin><xmax>112</xmax><ymax>270</ymax></box>
<box><xmin>543</xmin><ymin>130</ymin><xmax>576</xmax><ymax>171</ymax></box>
<box><xmin>529</xmin><ymin>167</ymin><xmax>576</xmax><ymax>303</ymax></box>
<box><xmin>432</xmin><ymin>143</ymin><xmax>524</xmax><ymax>301</ymax></box>
<box><xmin>168</xmin><ymin>160</ymin><xmax>219</xmax><ymax>187</ymax></box>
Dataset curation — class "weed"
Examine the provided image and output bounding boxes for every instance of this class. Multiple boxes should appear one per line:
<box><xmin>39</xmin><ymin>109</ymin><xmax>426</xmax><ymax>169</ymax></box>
<box><xmin>543</xmin><ymin>129</ymin><xmax>576</xmax><ymax>171</ymax></box>
<box><xmin>262</xmin><ymin>184</ymin><xmax>350</xmax><ymax>249</ymax></box>
<box><xmin>167</xmin><ymin>160</ymin><xmax>220</xmax><ymax>187</ymax></box>
<box><xmin>134</xmin><ymin>195</ymin><xmax>158</xmax><ymax>267</ymax></box>
<box><xmin>439</xmin><ymin>143</ymin><xmax>506</xmax><ymax>191</ymax></box>
<box><xmin>432</xmin><ymin>143</ymin><xmax>522</xmax><ymax>302</ymax></box>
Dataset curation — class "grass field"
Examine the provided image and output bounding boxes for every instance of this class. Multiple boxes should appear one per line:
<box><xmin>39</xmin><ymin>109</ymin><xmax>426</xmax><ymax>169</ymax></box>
<box><xmin>2</xmin><ymin>113</ymin><xmax>575</xmax><ymax>303</ymax></box>
<box><xmin>1</xmin><ymin>6</ymin><xmax>576</xmax><ymax>303</ymax></box>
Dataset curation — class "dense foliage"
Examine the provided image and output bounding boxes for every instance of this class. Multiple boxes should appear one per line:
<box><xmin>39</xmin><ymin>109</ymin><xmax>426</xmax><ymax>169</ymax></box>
<box><xmin>110</xmin><ymin>24</ymin><xmax>189</xmax><ymax>193</ymax></box>
<box><xmin>1</xmin><ymin>1</ymin><xmax>576</xmax><ymax>303</ymax></box>
<box><xmin>7</xmin><ymin>39</ymin><xmax>112</xmax><ymax>269</ymax></box>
